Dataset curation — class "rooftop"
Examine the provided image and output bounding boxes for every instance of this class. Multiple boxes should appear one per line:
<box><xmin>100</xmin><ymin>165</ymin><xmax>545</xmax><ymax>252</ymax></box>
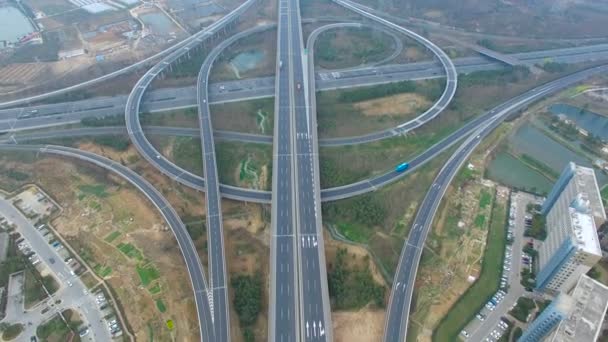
<box><xmin>568</xmin><ymin>209</ymin><xmax>601</xmax><ymax>256</ymax></box>
<box><xmin>572</xmin><ymin>165</ymin><xmax>606</xmax><ymax>222</ymax></box>
<box><xmin>548</xmin><ymin>275</ymin><xmax>608</xmax><ymax>342</ymax></box>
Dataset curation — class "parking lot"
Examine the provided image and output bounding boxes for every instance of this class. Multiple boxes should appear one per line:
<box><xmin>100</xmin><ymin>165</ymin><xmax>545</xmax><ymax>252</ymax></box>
<box><xmin>0</xmin><ymin>196</ymin><xmax>116</xmax><ymax>341</ymax></box>
<box><xmin>461</xmin><ymin>191</ymin><xmax>542</xmax><ymax>341</ymax></box>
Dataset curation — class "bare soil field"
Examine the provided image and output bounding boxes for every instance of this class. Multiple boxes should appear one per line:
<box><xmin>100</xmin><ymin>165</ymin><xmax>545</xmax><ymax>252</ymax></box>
<box><xmin>333</xmin><ymin>309</ymin><xmax>385</xmax><ymax>342</ymax></box>
<box><xmin>0</xmin><ymin>61</ymin><xmax>81</xmax><ymax>96</ymax></box>
<box><xmin>0</xmin><ymin>152</ymin><xmax>200</xmax><ymax>341</ymax></box>
<box><xmin>355</xmin><ymin>93</ymin><xmax>430</xmax><ymax>117</ymax></box>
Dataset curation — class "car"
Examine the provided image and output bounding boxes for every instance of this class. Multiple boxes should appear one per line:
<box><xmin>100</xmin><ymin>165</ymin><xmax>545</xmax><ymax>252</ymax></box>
<box><xmin>296</xmin><ymin>83</ymin><xmax>301</xmax><ymax>90</ymax></box>
<box><xmin>66</xmin><ymin>281</ymin><xmax>73</xmax><ymax>287</ymax></box>
<box><xmin>460</xmin><ymin>330</ymin><xmax>470</xmax><ymax>338</ymax></box>
<box><xmin>476</xmin><ymin>313</ymin><xmax>486</xmax><ymax>321</ymax></box>
<box><xmin>79</xmin><ymin>328</ymin><xmax>89</xmax><ymax>337</ymax></box>
<box><xmin>30</xmin><ymin>337</ymin><xmax>37</xmax><ymax>342</ymax></box>
<box><xmin>395</xmin><ymin>162</ymin><xmax>410</xmax><ymax>172</ymax></box>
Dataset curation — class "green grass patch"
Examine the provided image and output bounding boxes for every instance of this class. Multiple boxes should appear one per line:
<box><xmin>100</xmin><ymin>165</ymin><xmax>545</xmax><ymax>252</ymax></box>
<box><xmin>6</xmin><ymin>170</ymin><xmax>29</xmax><ymax>181</ymax></box>
<box><xmin>172</xmin><ymin>136</ymin><xmax>203</xmax><ymax>176</ymax></box>
<box><xmin>24</xmin><ymin>269</ymin><xmax>58</xmax><ymax>308</ymax></box>
<box><xmin>137</xmin><ymin>264</ymin><xmax>161</xmax><ymax>287</ymax></box>
<box><xmin>78</xmin><ymin>184</ymin><xmax>109</xmax><ymax>198</ymax></box>
<box><xmin>1</xmin><ymin>323</ymin><xmax>23</xmax><ymax>340</ymax></box>
<box><xmin>518</xmin><ymin>153</ymin><xmax>559</xmax><ymax>179</ymax></box>
<box><xmin>336</xmin><ymin>223</ymin><xmax>374</xmax><ymax>244</ymax></box>
<box><xmin>90</xmin><ymin>135</ymin><xmax>130</xmax><ymax>151</ymax></box>
<box><xmin>474</xmin><ymin>214</ymin><xmax>486</xmax><ymax>228</ymax></box>
<box><xmin>104</xmin><ymin>231</ymin><xmax>122</xmax><ymax>243</ymax></box>
<box><xmin>432</xmin><ymin>196</ymin><xmax>507</xmax><ymax>341</ymax></box>
<box><xmin>36</xmin><ymin>310</ymin><xmax>81</xmax><ymax>341</ymax></box>
<box><xmin>149</xmin><ymin>282</ymin><xmax>162</xmax><ymax>295</ymax></box>
<box><xmin>315</xmin><ymin>27</ymin><xmax>394</xmax><ymax>69</ymax></box>
<box><xmin>147</xmin><ymin>322</ymin><xmax>154</xmax><ymax>342</ymax></box>
<box><xmin>155</xmin><ymin>299</ymin><xmax>167</xmax><ymax>313</ymax></box>
<box><xmin>601</xmin><ymin>185</ymin><xmax>608</xmax><ymax>205</ymax></box>
<box><xmin>509</xmin><ymin>297</ymin><xmax>535</xmax><ymax>322</ymax></box>
<box><xmin>94</xmin><ymin>264</ymin><xmax>113</xmax><ymax>277</ymax></box>
<box><xmin>479</xmin><ymin>190</ymin><xmax>492</xmax><ymax>208</ymax></box>
<box><xmin>117</xmin><ymin>242</ymin><xmax>144</xmax><ymax>261</ymax></box>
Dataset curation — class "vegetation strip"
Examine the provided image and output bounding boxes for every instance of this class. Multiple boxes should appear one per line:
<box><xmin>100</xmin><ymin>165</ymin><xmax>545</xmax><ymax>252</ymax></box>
<box><xmin>432</xmin><ymin>191</ymin><xmax>507</xmax><ymax>341</ymax></box>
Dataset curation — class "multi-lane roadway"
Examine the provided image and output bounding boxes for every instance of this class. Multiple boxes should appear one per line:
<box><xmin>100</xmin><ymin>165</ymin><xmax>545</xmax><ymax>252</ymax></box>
<box><xmin>290</xmin><ymin>0</ymin><xmax>333</xmax><ymax>339</ymax></box>
<box><xmin>268</xmin><ymin>0</ymin><xmax>299</xmax><ymax>339</ymax></box>
<box><xmin>3</xmin><ymin>42</ymin><xmax>608</xmax><ymax>134</ymax></box>
<box><xmin>2</xmin><ymin>2</ymin><xmax>608</xmax><ymax>341</ymax></box>
<box><xmin>196</xmin><ymin>25</ymin><xmax>241</xmax><ymax>342</ymax></box>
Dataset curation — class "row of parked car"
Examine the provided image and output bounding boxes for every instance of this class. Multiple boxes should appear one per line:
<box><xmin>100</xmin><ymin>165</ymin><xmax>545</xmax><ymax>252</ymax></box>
<box><xmin>483</xmin><ymin>319</ymin><xmax>510</xmax><ymax>342</ymax></box>
<box><xmin>17</xmin><ymin>240</ymin><xmax>41</xmax><ymax>266</ymax></box>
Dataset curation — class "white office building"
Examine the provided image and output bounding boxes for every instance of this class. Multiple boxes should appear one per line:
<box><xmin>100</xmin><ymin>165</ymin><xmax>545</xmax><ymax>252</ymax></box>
<box><xmin>536</xmin><ymin>163</ymin><xmax>605</xmax><ymax>293</ymax></box>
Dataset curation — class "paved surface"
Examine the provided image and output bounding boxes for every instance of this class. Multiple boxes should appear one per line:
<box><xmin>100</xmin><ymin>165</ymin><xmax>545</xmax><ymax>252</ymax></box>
<box><xmin>3</xmin><ymin>43</ymin><xmax>608</xmax><ymax>135</ymax></box>
<box><xmin>464</xmin><ymin>191</ymin><xmax>538</xmax><ymax>341</ymax></box>
<box><xmin>4</xmin><ymin>66</ymin><xmax>607</xmax><ymax>208</ymax></box>
<box><xmin>293</xmin><ymin>2</ymin><xmax>332</xmax><ymax>341</ymax></box>
<box><xmin>0</xmin><ymin>198</ymin><xmax>110</xmax><ymax>341</ymax></box>
<box><xmin>196</xmin><ymin>26</ymin><xmax>240</xmax><ymax>342</ymax></box>
<box><xmin>125</xmin><ymin>26</ymin><xmax>271</xmax><ymax>206</ymax></box>
<box><xmin>379</xmin><ymin>64</ymin><xmax>608</xmax><ymax>342</ymax></box>
<box><xmin>0</xmin><ymin>144</ymin><xmax>215</xmax><ymax>342</ymax></box>
<box><xmin>268</xmin><ymin>0</ymin><xmax>299</xmax><ymax>338</ymax></box>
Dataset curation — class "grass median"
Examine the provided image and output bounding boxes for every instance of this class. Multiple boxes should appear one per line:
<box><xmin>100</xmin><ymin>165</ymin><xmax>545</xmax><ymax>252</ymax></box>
<box><xmin>432</xmin><ymin>193</ymin><xmax>507</xmax><ymax>341</ymax></box>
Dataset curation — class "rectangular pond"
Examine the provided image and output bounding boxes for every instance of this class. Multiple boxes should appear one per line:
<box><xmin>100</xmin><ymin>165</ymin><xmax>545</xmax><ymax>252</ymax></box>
<box><xmin>0</xmin><ymin>6</ymin><xmax>35</xmax><ymax>45</ymax></box>
<box><xmin>487</xmin><ymin>123</ymin><xmax>607</xmax><ymax>193</ymax></box>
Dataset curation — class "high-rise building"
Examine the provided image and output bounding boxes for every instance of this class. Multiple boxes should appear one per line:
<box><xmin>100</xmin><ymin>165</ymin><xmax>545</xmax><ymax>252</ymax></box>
<box><xmin>519</xmin><ymin>294</ymin><xmax>573</xmax><ymax>342</ymax></box>
<box><xmin>519</xmin><ymin>274</ymin><xmax>608</xmax><ymax>342</ymax></box>
<box><xmin>536</xmin><ymin>163</ymin><xmax>605</xmax><ymax>293</ymax></box>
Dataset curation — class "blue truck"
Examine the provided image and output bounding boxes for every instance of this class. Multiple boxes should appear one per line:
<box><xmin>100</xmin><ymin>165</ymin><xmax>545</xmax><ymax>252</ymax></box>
<box><xmin>395</xmin><ymin>162</ymin><xmax>410</xmax><ymax>172</ymax></box>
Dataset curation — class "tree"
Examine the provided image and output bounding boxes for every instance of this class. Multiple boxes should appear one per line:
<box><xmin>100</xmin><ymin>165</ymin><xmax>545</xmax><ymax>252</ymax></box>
<box><xmin>587</xmin><ymin>266</ymin><xmax>601</xmax><ymax>280</ymax></box>
<box><xmin>231</xmin><ymin>274</ymin><xmax>262</xmax><ymax>326</ymax></box>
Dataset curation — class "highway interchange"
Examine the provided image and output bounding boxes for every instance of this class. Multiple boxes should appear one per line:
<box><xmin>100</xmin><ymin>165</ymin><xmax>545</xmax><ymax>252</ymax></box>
<box><xmin>1</xmin><ymin>0</ymin><xmax>607</xmax><ymax>341</ymax></box>
<box><xmin>3</xmin><ymin>42</ymin><xmax>608</xmax><ymax>135</ymax></box>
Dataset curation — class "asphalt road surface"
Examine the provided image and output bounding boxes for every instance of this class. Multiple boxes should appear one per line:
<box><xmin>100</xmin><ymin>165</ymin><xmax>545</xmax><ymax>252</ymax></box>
<box><xmin>0</xmin><ymin>198</ymin><xmax>111</xmax><ymax>341</ymax></box>
<box><xmin>3</xmin><ymin>42</ymin><xmax>608</xmax><ymax>135</ymax></box>
<box><xmin>268</xmin><ymin>0</ymin><xmax>299</xmax><ymax>339</ymax></box>
<box><xmin>291</xmin><ymin>1</ymin><xmax>332</xmax><ymax>340</ymax></box>
<box><xmin>4</xmin><ymin>66</ymin><xmax>607</xmax><ymax>208</ymax></box>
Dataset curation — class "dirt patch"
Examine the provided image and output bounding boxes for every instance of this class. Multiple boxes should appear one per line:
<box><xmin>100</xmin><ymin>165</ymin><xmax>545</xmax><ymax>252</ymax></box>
<box><xmin>0</xmin><ymin>149</ymin><xmax>203</xmax><ymax>341</ymax></box>
<box><xmin>333</xmin><ymin>308</ymin><xmax>385</xmax><ymax>342</ymax></box>
<box><xmin>354</xmin><ymin>93</ymin><xmax>430</xmax><ymax>117</ymax></box>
